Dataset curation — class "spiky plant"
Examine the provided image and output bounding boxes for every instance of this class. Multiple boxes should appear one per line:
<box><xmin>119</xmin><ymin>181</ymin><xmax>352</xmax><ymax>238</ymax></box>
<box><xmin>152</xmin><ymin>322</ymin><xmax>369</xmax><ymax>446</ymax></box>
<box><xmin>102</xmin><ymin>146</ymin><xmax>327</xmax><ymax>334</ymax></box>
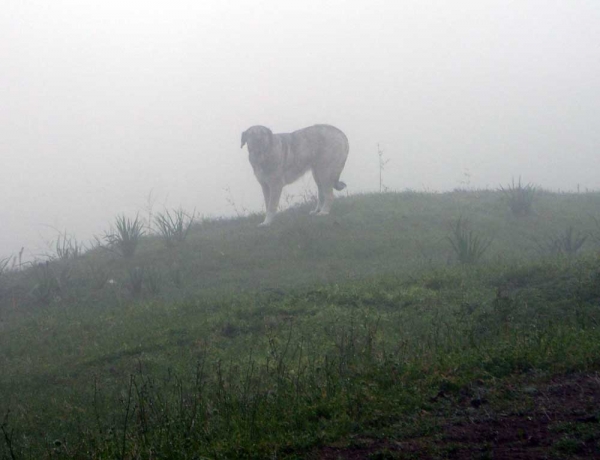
<box><xmin>499</xmin><ymin>177</ymin><xmax>536</xmax><ymax>217</ymax></box>
<box><xmin>535</xmin><ymin>226</ymin><xmax>587</xmax><ymax>256</ymax></box>
<box><xmin>154</xmin><ymin>208</ymin><xmax>195</xmax><ymax>247</ymax></box>
<box><xmin>558</xmin><ymin>226</ymin><xmax>587</xmax><ymax>255</ymax></box>
<box><xmin>448</xmin><ymin>216</ymin><xmax>493</xmax><ymax>264</ymax></box>
<box><xmin>104</xmin><ymin>214</ymin><xmax>145</xmax><ymax>258</ymax></box>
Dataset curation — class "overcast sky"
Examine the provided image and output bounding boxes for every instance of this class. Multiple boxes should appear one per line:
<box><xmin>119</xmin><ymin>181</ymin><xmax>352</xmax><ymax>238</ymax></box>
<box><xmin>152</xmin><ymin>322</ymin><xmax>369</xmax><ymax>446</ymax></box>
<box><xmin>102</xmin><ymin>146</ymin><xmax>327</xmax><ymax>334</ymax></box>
<box><xmin>1</xmin><ymin>0</ymin><xmax>599</xmax><ymax>259</ymax></box>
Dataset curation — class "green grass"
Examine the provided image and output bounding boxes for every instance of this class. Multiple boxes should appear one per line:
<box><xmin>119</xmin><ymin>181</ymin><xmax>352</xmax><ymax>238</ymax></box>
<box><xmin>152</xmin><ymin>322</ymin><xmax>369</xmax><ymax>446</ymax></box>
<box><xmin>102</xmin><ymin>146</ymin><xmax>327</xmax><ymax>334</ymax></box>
<box><xmin>1</xmin><ymin>190</ymin><xmax>600</xmax><ymax>458</ymax></box>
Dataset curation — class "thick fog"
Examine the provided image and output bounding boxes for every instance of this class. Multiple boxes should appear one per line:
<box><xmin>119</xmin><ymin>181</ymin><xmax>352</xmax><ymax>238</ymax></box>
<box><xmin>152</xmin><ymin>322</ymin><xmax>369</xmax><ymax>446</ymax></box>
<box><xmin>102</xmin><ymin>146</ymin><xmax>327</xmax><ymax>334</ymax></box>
<box><xmin>1</xmin><ymin>1</ymin><xmax>599</xmax><ymax>259</ymax></box>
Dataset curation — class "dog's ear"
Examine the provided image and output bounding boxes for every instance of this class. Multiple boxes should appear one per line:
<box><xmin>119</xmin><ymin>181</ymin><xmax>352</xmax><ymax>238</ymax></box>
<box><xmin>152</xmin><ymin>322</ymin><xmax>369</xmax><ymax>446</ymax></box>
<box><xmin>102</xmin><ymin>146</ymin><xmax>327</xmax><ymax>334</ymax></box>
<box><xmin>241</xmin><ymin>130</ymin><xmax>248</xmax><ymax>149</ymax></box>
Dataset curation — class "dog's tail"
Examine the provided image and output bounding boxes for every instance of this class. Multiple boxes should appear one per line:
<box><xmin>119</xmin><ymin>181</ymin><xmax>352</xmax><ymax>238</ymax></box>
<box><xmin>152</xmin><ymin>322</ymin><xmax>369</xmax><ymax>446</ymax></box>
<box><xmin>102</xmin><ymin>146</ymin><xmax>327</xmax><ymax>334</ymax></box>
<box><xmin>334</xmin><ymin>181</ymin><xmax>347</xmax><ymax>191</ymax></box>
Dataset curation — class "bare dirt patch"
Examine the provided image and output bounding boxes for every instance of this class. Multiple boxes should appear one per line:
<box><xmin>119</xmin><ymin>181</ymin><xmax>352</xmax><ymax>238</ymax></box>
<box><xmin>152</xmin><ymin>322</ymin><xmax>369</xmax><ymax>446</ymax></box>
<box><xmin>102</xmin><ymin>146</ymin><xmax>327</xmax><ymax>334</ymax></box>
<box><xmin>315</xmin><ymin>372</ymin><xmax>600</xmax><ymax>459</ymax></box>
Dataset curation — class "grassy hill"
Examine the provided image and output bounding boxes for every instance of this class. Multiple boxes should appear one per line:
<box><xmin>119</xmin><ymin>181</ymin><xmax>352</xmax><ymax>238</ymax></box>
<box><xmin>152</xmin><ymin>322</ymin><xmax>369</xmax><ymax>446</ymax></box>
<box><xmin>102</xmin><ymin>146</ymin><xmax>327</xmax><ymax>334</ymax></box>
<box><xmin>1</xmin><ymin>190</ymin><xmax>600</xmax><ymax>459</ymax></box>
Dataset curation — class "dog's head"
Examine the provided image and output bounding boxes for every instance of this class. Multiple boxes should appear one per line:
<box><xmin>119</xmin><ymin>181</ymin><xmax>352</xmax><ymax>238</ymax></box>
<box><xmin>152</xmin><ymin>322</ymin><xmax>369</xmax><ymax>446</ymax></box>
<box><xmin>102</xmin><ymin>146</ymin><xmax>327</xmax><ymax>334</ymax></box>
<box><xmin>241</xmin><ymin>126</ymin><xmax>273</xmax><ymax>156</ymax></box>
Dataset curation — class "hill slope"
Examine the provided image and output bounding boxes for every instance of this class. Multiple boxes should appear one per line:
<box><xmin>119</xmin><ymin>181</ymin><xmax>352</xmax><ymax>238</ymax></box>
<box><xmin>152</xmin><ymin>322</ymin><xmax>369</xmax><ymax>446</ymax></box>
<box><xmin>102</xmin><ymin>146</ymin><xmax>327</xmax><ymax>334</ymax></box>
<box><xmin>1</xmin><ymin>190</ymin><xmax>600</xmax><ymax>458</ymax></box>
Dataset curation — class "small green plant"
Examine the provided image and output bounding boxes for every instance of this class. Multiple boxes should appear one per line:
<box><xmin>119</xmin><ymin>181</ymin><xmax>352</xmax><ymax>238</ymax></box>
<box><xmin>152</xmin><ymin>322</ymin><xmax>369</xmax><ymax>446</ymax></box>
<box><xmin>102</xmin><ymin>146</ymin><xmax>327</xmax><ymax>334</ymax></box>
<box><xmin>154</xmin><ymin>208</ymin><xmax>195</xmax><ymax>247</ymax></box>
<box><xmin>499</xmin><ymin>177</ymin><xmax>536</xmax><ymax>216</ymax></box>
<box><xmin>535</xmin><ymin>226</ymin><xmax>587</xmax><ymax>256</ymax></box>
<box><xmin>448</xmin><ymin>216</ymin><xmax>492</xmax><ymax>264</ymax></box>
<box><xmin>104</xmin><ymin>214</ymin><xmax>145</xmax><ymax>258</ymax></box>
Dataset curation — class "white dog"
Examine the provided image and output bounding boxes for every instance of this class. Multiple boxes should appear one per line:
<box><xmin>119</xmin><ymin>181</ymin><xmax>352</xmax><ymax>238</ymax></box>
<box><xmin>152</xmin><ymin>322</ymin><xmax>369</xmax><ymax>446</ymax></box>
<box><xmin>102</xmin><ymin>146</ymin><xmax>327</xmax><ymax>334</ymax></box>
<box><xmin>241</xmin><ymin>124</ymin><xmax>349</xmax><ymax>226</ymax></box>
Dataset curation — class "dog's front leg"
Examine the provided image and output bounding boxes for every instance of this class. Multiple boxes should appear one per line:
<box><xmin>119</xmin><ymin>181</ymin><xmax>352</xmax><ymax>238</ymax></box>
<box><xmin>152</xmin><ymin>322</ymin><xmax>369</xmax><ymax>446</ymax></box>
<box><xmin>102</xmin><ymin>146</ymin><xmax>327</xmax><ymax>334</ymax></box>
<box><xmin>260</xmin><ymin>182</ymin><xmax>270</xmax><ymax>212</ymax></box>
<box><xmin>259</xmin><ymin>182</ymin><xmax>283</xmax><ymax>226</ymax></box>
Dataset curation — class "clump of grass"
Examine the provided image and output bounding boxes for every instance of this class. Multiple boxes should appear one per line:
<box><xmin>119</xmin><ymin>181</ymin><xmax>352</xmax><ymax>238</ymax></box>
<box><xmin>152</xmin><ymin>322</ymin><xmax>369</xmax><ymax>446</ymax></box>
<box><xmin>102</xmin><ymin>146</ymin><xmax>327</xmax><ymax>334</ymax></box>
<box><xmin>104</xmin><ymin>214</ymin><xmax>145</xmax><ymax>258</ymax></box>
<box><xmin>535</xmin><ymin>226</ymin><xmax>587</xmax><ymax>256</ymax></box>
<box><xmin>499</xmin><ymin>177</ymin><xmax>536</xmax><ymax>217</ymax></box>
<box><xmin>448</xmin><ymin>216</ymin><xmax>492</xmax><ymax>264</ymax></box>
<box><xmin>49</xmin><ymin>230</ymin><xmax>83</xmax><ymax>261</ymax></box>
<box><xmin>154</xmin><ymin>208</ymin><xmax>195</xmax><ymax>247</ymax></box>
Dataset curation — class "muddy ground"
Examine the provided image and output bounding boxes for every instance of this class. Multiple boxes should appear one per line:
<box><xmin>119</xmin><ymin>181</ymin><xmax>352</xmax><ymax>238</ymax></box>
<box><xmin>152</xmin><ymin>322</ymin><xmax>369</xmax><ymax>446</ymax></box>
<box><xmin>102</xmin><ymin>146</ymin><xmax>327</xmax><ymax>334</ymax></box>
<box><xmin>315</xmin><ymin>372</ymin><xmax>600</xmax><ymax>459</ymax></box>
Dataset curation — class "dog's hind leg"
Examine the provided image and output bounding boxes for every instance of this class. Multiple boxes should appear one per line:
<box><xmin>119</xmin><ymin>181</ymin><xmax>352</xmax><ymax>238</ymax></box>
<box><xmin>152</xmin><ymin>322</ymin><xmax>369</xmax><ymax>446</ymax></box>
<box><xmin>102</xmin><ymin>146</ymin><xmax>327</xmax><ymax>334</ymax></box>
<box><xmin>311</xmin><ymin>167</ymin><xmax>336</xmax><ymax>216</ymax></box>
<box><xmin>310</xmin><ymin>170</ymin><xmax>325</xmax><ymax>215</ymax></box>
<box><xmin>317</xmin><ymin>186</ymin><xmax>334</xmax><ymax>215</ymax></box>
